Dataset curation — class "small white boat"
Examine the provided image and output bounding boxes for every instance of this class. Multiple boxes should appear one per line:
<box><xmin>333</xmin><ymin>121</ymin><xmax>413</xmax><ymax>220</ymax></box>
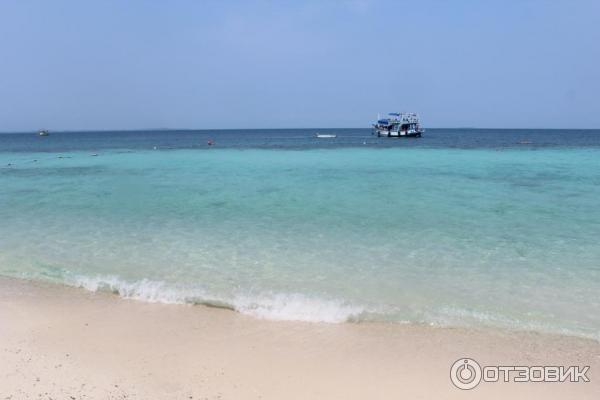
<box><xmin>38</xmin><ymin>129</ymin><xmax>49</xmax><ymax>136</ymax></box>
<box><xmin>315</xmin><ymin>133</ymin><xmax>337</xmax><ymax>138</ymax></box>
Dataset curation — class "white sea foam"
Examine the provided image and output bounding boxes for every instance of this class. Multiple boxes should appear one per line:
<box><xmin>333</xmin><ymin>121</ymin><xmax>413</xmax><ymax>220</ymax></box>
<box><xmin>68</xmin><ymin>274</ymin><xmax>364</xmax><ymax>323</ymax></box>
<box><xmin>233</xmin><ymin>292</ymin><xmax>365</xmax><ymax>323</ymax></box>
<box><xmin>70</xmin><ymin>275</ymin><xmax>192</xmax><ymax>304</ymax></box>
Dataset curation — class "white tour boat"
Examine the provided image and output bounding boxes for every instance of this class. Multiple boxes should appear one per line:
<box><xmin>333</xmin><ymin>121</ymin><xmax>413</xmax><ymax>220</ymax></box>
<box><xmin>373</xmin><ymin>113</ymin><xmax>423</xmax><ymax>137</ymax></box>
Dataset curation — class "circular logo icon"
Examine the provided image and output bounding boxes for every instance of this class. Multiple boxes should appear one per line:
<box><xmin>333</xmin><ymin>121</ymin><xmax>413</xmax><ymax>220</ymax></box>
<box><xmin>450</xmin><ymin>358</ymin><xmax>482</xmax><ymax>390</ymax></box>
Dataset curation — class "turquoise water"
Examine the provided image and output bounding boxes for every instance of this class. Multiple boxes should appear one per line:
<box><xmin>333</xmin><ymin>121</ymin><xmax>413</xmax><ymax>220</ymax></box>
<box><xmin>1</xmin><ymin>140</ymin><xmax>600</xmax><ymax>339</ymax></box>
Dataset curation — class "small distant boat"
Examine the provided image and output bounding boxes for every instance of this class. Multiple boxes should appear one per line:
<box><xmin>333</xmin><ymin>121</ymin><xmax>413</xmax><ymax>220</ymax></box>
<box><xmin>315</xmin><ymin>133</ymin><xmax>337</xmax><ymax>138</ymax></box>
<box><xmin>38</xmin><ymin>129</ymin><xmax>49</xmax><ymax>136</ymax></box>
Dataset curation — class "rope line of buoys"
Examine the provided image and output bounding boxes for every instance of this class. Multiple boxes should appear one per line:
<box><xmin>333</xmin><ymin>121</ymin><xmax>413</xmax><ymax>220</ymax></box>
<box><xmin>3</xmin><ymin>140</ymin><xmax>218</xmax><ymax>168</ymax></box>
<box><xmin>2</xmin><ymin>153</ymin><xmax>99</xmax><ymax>168</ymax></box>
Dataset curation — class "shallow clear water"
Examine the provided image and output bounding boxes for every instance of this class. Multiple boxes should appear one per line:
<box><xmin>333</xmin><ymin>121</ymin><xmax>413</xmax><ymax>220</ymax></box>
<box><xmin>1</xmin><ymin>129</ymin><xmax>599</xmax><ymax>339</ymax></box>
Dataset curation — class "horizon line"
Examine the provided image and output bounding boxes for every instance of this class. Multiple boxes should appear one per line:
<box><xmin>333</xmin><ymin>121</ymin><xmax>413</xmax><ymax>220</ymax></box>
<box><xmin>2</xmin><ymin>127</ymin><xmax>600</xmax><ymax>134</ymax></box>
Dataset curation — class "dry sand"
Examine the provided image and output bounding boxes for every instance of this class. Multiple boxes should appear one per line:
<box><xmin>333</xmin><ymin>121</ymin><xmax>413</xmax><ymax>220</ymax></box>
<box><xmin>1</xmin><ymin>276</ymin><xmax>598</xmax><ymax>399</ymax></box>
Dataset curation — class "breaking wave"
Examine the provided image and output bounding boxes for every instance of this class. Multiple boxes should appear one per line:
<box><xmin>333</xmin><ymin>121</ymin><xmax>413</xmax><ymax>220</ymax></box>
<box><xmin>68</xmin><ymin>274</ymin><xmax>367</xmax><ymax>323</ymax></box>
<box><xmin>4</xmin><ymin>271</ymin><xmax>599</xmax><ymax>340</ymax></box>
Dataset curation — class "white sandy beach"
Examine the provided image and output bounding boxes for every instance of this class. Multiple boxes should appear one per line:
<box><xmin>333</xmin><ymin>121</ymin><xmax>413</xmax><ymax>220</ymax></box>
<box><xmin>1</xmin><ymin>277</ymin><xmax>598</xmax><ymax>399</ymax></box>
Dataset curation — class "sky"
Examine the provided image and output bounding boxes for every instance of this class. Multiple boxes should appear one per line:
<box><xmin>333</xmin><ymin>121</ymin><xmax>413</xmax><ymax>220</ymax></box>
<box><xmin>0</xmin><ymin>0</ymin><xmax>599</xmax><ymax>131</ymax></box>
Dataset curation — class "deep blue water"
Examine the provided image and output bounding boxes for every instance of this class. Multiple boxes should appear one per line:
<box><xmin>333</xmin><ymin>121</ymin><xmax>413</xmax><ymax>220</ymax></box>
<box><xmin>2</xmin><ymin>128</ymin><xmax>600</xmax><ymax>154</ymax></box>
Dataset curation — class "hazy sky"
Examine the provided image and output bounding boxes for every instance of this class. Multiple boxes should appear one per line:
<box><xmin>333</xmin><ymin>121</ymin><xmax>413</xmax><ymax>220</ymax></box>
<box><xmin>1</xmin><ymin>0</ymin><xmax>599</xmax><ymax>131</ymax></box>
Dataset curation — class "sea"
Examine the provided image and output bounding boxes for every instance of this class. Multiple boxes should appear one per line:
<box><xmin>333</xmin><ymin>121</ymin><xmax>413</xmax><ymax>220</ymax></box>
<box><xmin>1</xmin><ymin>128</ymin><xmax>599</xmax><ymax>339</ymax></box>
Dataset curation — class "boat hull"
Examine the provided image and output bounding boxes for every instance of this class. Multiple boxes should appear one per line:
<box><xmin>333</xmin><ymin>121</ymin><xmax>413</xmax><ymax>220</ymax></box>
<box><xmin>374</xmin><ymin>129</ymin><xmax>422</xmax><ymax>138</ymax></box>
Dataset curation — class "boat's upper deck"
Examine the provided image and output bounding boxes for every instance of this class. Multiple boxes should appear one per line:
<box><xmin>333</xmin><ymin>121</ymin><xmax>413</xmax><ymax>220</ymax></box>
<box><xmin>377</xmin><ymin>113</ymin><xmax>419</xmax><ymax>126</ymax></box>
